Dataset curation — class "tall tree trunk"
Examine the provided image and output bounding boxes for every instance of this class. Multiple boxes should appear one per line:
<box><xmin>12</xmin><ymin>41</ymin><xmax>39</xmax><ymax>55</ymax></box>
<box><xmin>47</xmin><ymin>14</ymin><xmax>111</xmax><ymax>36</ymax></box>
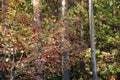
<box><xmin>81</xmin><ymin>20</ymin><xmax>83</xmax><ymax>40</ymax></box>
<box><xmin>61</xmin><ymin>0</ymin><xmax>70</xmax><ymax>80</ymax></box>
<box><xmin>112</xmin><ymin>0</ymin><xmax>116</xmax><ymax>17</ymax></box>
<box><xmin>33</xmin><ymin>0</ymin><xmax>42</xmax><ymax>30</ymax></box>
<box><xmin>1</xmin><ymin>0</ymin><xmax>5</xmax><ymax>22</ymax></box>
<box><xmin>89</xmin><ymin>0</ymin><xmax>98</xmax><ymax>80</ymax></box>
<box><xmin>1</xmin><ymin>0</ymin><xmax>8</xmax><ymax>23</ymax></box>
<box><xmin>32</xmin><ymin>0</ymin><xmax>43</xmax><ymax>80</ymax></box>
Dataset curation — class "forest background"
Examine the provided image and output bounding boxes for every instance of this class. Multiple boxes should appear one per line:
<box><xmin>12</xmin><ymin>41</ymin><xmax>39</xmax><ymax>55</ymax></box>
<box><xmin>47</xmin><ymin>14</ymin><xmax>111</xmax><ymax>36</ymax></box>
<box><xmin>0</xmin><ymin>0</ymin><xmax>120</xmax><ymax>80</ymax></box>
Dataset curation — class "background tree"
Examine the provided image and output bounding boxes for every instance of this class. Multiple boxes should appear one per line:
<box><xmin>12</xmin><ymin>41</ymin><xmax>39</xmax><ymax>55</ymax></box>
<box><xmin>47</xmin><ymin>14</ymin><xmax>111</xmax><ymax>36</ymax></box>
<box><xmin>61</xmin><ymin>0</ymin><xmax>70</xmax><ymax>80</ymax></box>
<box><xmin>0</xmin><ymin>0</ymin><xmax>119</xmax><ymax>80</ymax></box>
<box><xmin>89</xmin><ymin>0</ymin><xmax>98</xmax><ymax>79</ymax></box>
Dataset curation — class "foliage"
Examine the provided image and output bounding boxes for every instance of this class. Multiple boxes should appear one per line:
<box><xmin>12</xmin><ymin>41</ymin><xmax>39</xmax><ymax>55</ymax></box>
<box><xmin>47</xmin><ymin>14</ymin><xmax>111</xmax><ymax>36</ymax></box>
<box><xmin>0</xmin><ymin>0</ymin><xmax>120</xmax><ymax>80</ymax></box>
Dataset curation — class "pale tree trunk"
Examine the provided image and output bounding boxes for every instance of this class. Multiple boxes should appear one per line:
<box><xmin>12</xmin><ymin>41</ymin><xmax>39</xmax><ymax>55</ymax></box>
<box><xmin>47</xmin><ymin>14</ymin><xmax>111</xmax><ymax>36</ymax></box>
<box><xmin>1</xmin><ymin>0</ymin><xmax>8</xmax><ymax>33</ymax></box>
<box><xmin>61</xmin><ymin>0</ymin><xmax>70</xmax><ymax>80</ymax></box>
<box><xmin>32</xmin><ymin>0</ymin><xmax>42</xmax><ymax>30</ymax></box>
<box><xmin>1</xmin><ymin>0</ymin><xmax>8</xmax><ymax>23</ymax></box>
<box><xmin>1</xmin><ymin>0</ymin><xmax>4</xmax><ymax>22</ymax></box>
<box><xmin>80</xmin><ymin>0</ymin><xmax>84</xmax><ymax>41</ymax></box>
<box><xmin>112</xmin><ymin>0</ymin><xmax>116</xmax><ymax>17</ymax></box>
<box><xmin>81</xmin><ymin>20</ymin><xmax>83</xmax><ymax>40</ymax></box>
<box><xmin>89</xmin><ymin>0</ymin><xmax>98</xmax><ymax>80</ymax></box>
<box><xmin>1</xmin><ymin>0</ymin><xmax>6</xmax><ymax>23</ymax></box>
<box><xmin>32</xmin><ymin>0</ymin><xmax>43</xmax><ymax>80</ymax></box>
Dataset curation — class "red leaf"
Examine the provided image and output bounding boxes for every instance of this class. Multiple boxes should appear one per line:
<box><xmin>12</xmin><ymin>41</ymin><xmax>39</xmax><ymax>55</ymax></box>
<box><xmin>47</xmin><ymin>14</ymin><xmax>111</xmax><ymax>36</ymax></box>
<box><xmin>32</xmin><ymin>28</ymin><xmax>37</xmax><ymax>34</ymax></box>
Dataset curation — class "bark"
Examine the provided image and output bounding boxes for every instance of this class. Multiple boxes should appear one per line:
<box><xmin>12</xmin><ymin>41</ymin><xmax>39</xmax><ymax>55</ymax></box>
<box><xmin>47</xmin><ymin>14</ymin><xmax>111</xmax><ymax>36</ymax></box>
<box><xmin>32</xmin><ymin>0</ymin><xmax>43</xmax><ymax>79</ymax></box>
<box><xmin>81</xmin><ymin>20</ymin><xmax>83</xmax><ymax>40</ymax></box>
<box><xmin>1</xmin><ymin>0</ymin><xmax>8</xmax><ymax>22</ymax></box>
<box><xmin>32</xmin><ymin>0</ymin><xmax>42</xmax><ymax>30</ymax></box>
<box><xmin>61</xmin><ymin>0</ymin><xmax>70</xmax><ymax>80</ymax></box>
<box><xmin>89</xmin><ymin>0</ymin><xmax>98</xmax><ymax>80</ymax></box>
<box><xmin>1</xmin><ymin>0</ymin><xmax>5</xmax><ymax>22</ymax></box>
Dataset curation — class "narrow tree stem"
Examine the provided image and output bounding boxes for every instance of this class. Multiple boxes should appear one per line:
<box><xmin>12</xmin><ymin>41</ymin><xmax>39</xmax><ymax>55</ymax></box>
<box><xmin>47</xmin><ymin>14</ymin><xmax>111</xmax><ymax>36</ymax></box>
<box><xmin>61</xmin><ymin>0</ymin><xmax>70</xmax><ymax>80</ymax></box>
<box><xmin>89</xmin><ymin>0</ymin><xmax>98</xmax><ymax>80</ymax></box>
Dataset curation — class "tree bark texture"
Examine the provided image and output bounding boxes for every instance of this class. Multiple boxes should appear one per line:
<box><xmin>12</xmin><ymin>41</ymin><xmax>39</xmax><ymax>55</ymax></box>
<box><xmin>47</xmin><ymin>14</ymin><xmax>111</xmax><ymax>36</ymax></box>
<box><xmin>61</xmin><ymin>0</ymin><xmax>70</xmax><ymax>80</ymax></box>
<box><xmin>89</xmin><ymin>0</ymin><xmax>98</xmax><ymax>80</ymax></box>
<box><xmin>33</xmin><ymin>0</ymin><xmax>42</xmax><ymax>30</ymax></box>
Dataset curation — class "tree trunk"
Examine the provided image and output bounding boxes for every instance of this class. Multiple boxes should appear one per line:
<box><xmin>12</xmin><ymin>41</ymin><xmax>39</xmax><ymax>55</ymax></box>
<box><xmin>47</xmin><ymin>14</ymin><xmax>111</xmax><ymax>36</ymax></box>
<box><xmin>32</xmin><ymin>0</ymin><xmax>43</xmax><ymax>79</ymax></box>
<box><xmin>1</xmin><ymin>0</ymin><xmax>4</xmax><ymax>22</ymax></box>
<box><xmin>32</xmin><ymin>0</ymin><xmax>42</xmax><ymax>30</ymax></box>
<box><xmin>89</xmin><ymin>0</ymin><xmax>98</xmax><ymax>80</ymax></box>
<box><xmin>61</xmin><ymin>0</ymin><xmax>70</xmax><ymax>80</ymax></box>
